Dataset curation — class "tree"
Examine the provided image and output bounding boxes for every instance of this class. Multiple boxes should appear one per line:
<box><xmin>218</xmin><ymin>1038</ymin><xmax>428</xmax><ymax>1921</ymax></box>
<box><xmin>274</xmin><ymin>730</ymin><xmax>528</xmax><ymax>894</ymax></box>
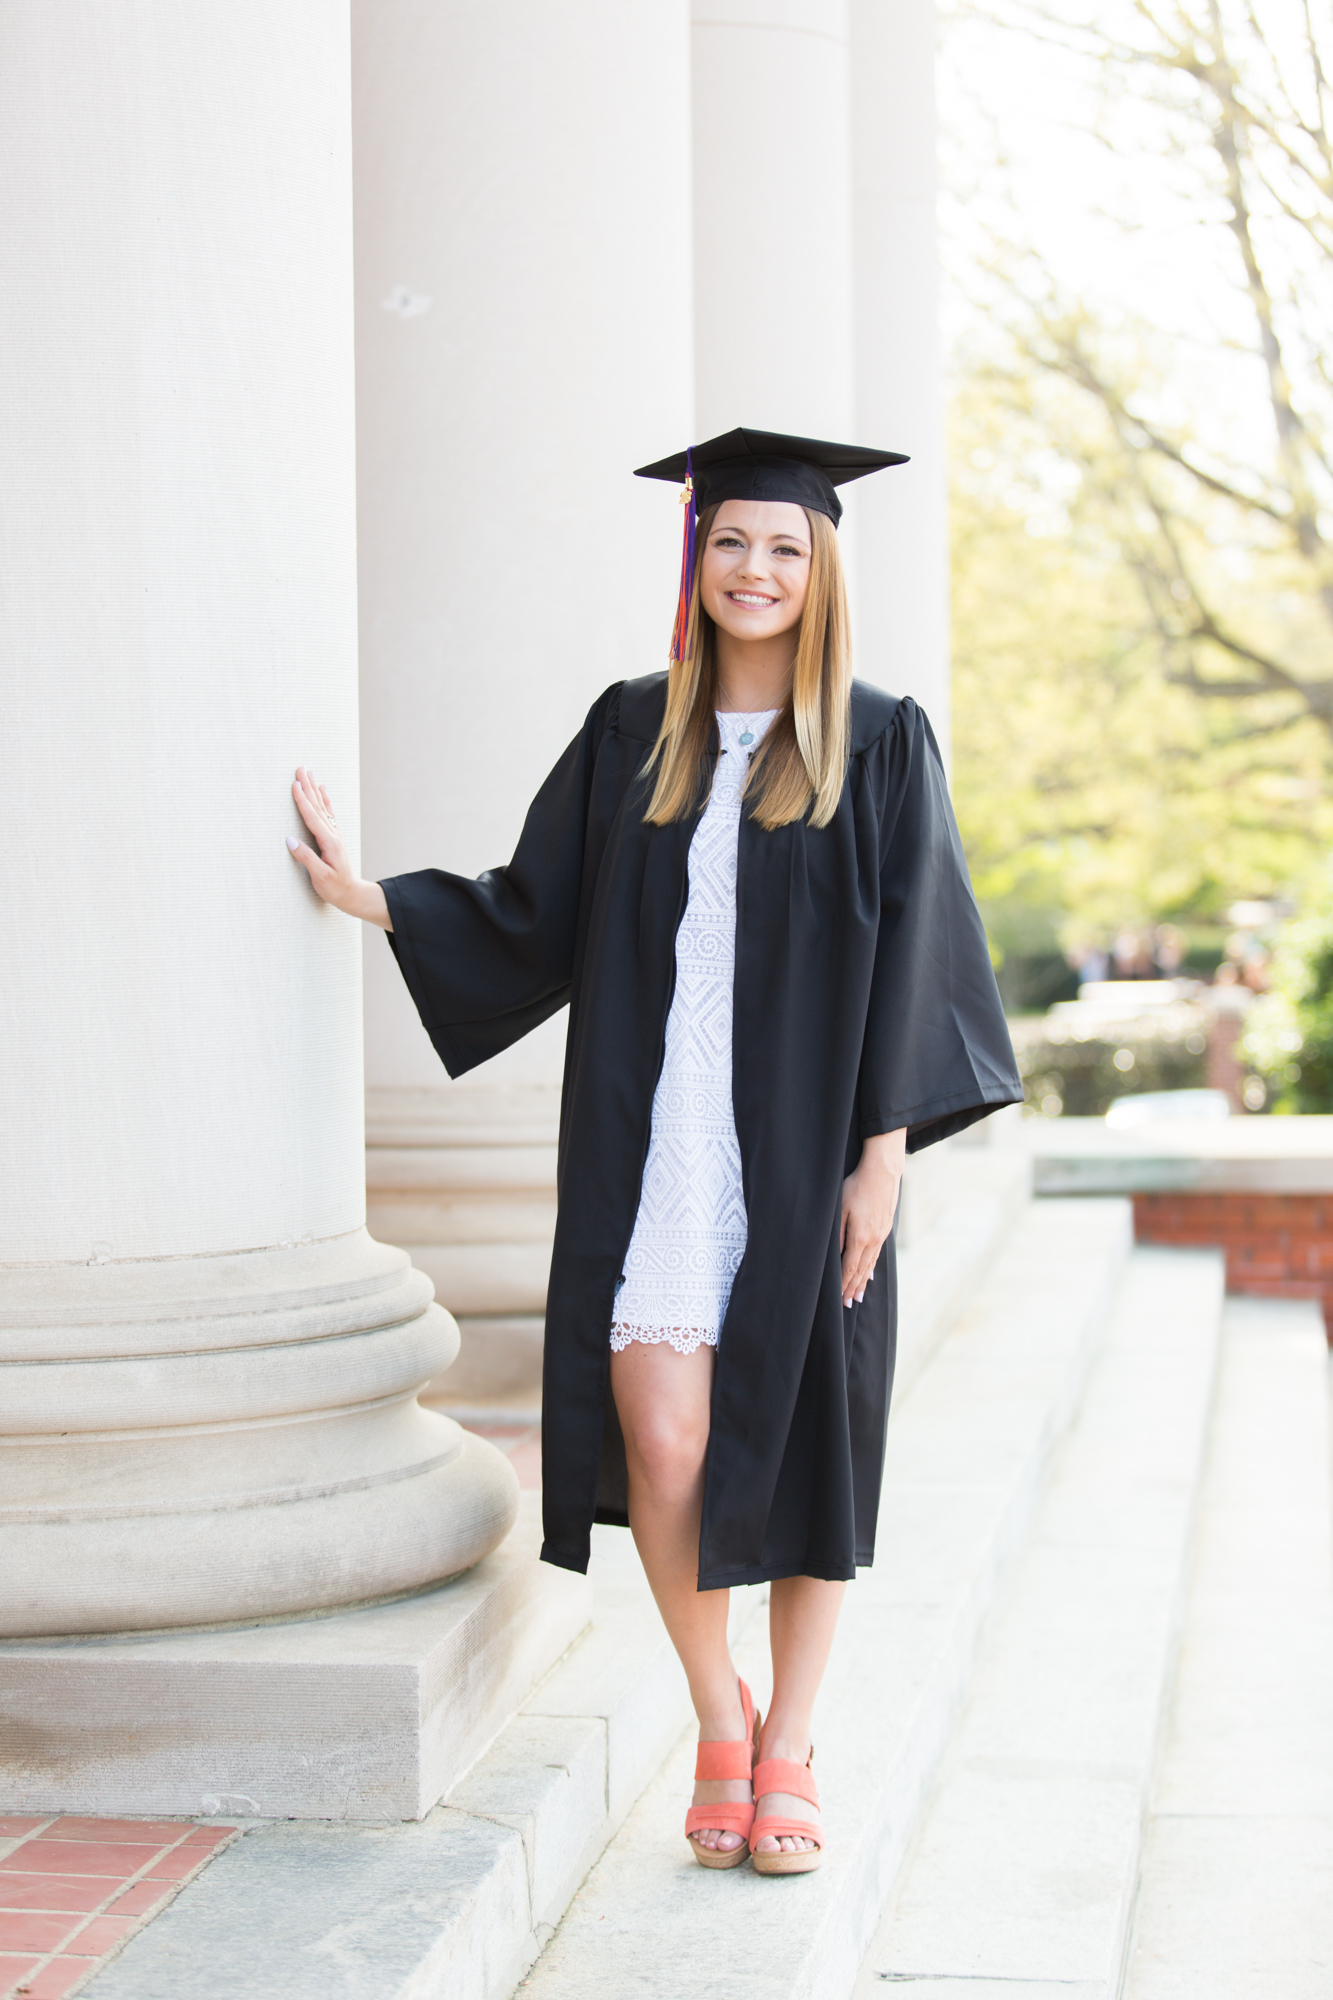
<box><xmin>950</xmin><ymin>0</ymin><xmax>1333</xmax><ymax>740</ymax></box>
<box><xmin>949</xmin><ymin>377</ymin><xmax>1333</xmax><ymax>955</ymax></box>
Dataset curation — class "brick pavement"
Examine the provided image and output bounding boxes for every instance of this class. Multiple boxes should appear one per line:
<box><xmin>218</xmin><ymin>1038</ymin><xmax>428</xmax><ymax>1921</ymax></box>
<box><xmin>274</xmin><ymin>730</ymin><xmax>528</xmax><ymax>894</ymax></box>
<box><xmin>0</xmin><ymin>1818</ymin><xmax>236</xmax><ymax>1999</ymax></box>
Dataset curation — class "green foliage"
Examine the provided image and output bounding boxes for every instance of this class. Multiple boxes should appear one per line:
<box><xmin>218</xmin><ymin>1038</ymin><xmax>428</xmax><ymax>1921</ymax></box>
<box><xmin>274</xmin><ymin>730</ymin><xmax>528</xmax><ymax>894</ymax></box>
<box><xmin>949</xmin><ymin>381</ymin><xmax>1333</xmax><ymax>948</ymax></box>
<box><xmin>1241</xmin><ymin>887</ymin><xmax>1333</xmax><ymax>1113</ymax></box>
<box><xmin>1011</xmin><ymin>1006</ymin><xmax>1209</xmax><ymax>1117</ymax></box>
<box><xmin>943</xmin><ymin>0</ymin><xmax>1333</xmax><ymax>975</ymax></box>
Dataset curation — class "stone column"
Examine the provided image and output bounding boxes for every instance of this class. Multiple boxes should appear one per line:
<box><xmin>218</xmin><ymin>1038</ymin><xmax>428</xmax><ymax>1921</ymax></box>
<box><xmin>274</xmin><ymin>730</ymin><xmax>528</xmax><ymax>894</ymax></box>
<box><xmin>691</xmin><ymin>1</ymin><xmax>948</xmax><ymax>739</ymax></box>
<box><xmin>691</xmin><ymin>0</ymin><xmax>856</xmax><ymax>443</ymax></box>
<box><xmin>690</xmin><ymin>0</ymin><xmax>863</xmax><ymax>631</ymax></box>
<box><xmin>353</xmin><ymin>1</ymin><xmax>695</xmax><ymax>1410</ymax></box>
<box><xmin>0</xmin><ymin>2</ymin><xmax>517</xmax><ymax>1638</ymax></box>
<box><xmin>850</xmin><ymin>0</ymin><xmax>950</xmax><ymax>751</ymax></box>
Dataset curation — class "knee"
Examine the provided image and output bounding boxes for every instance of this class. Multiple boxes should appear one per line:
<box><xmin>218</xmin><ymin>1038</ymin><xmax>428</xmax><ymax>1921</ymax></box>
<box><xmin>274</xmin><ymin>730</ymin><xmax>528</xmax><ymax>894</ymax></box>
<box><xmin>623</xmin><ymin>1408</ymin><xmax>709</xmax><ymax>1501</ymax></box>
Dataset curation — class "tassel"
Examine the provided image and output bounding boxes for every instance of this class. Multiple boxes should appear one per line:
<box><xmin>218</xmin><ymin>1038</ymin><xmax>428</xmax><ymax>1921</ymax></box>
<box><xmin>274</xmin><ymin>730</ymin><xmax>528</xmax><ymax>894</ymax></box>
<box><xmin>670</xmin><ymin>449</ymin><xmax>696</xmax><ymax>662</ymax></box>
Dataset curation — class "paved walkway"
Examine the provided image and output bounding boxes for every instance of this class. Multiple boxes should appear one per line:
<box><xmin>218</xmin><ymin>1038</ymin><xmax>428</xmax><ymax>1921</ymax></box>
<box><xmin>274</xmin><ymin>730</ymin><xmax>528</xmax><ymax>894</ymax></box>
<box><xmin>0</xmin><ymin>1819</ymin><xmax>235</xmax><ymax>2000</ymax></box>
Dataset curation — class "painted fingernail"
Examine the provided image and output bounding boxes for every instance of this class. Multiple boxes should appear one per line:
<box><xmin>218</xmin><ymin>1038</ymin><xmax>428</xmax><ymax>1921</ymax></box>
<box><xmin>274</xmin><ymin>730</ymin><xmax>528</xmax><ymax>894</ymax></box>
<box><xmin>286</xmin><ymin>836</ymin><xmax>300</xmax><ymax>851</ymax></box>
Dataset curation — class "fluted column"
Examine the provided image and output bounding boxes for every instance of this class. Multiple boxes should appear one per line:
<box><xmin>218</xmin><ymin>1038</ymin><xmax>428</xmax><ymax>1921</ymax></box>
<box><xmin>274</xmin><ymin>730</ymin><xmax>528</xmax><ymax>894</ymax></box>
<box><xmin>691</xmin><ymin>0</ymin><xmax>948</xmax><ymax>737</ymax></box>
<box><xmin>353</xmin><ymin>0</ymin><xmax>694</xmax><ymax>1406</ymax></box>
<box><xmin>0</xmin><ymin>0</ymin><xmax>516</xmax><ymax>1636</ymax></box>
<box><xmin>691</xmin><ymin>0</ymin><xmax>856</xmax><ymax>442</ymax></box>
<box><xmin>851</xmin><ymin>0</ymin><xmax>950</xmax><ymax>750</ymax></box>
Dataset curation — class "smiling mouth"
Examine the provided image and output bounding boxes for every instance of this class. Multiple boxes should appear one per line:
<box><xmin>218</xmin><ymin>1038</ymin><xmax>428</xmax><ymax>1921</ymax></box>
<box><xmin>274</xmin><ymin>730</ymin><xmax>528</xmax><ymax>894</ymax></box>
<box><xmin>727</xmin><ymin>592</ymin><xmax>778</xmax><ymax>608</ymax></box>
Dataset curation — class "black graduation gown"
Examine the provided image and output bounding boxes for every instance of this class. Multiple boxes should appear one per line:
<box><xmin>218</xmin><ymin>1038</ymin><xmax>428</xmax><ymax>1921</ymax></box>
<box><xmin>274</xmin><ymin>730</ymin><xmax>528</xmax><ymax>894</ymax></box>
<box><xmin>381</xmin><ymin>674</ymin><xmax>1022</xmax><ymax>1589</ymax></box>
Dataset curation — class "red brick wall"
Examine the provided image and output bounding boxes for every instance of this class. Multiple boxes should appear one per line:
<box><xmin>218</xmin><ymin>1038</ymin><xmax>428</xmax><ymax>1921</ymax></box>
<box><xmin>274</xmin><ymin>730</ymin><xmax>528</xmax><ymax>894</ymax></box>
<box><xmin>1133</xmin><ymin>1192</ymin><xmax>1333</xmax><ymax>1339</ymax></box>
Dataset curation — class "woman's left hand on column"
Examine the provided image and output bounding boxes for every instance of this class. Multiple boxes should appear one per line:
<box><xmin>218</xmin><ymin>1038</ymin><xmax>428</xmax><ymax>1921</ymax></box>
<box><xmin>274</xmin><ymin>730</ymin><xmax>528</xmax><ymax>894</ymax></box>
<box><xmin>839</xmin><ymin>1128</ymin><xmax>906</xmax><ymax>1308</ymax></box>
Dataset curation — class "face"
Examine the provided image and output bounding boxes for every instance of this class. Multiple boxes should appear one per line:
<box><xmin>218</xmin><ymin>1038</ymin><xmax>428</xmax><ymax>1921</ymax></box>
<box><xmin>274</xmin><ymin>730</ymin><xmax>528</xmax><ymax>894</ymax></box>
<box><xmin>698</xmin><ymin>500</ymin><xmax>812</xmax><ymax>644</ymax></box>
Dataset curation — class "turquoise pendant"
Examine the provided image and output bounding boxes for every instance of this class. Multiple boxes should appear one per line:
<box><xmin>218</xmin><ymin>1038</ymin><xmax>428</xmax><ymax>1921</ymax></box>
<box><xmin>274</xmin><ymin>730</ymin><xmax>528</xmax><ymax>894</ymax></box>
<box><xmin>739</xmin><ymin>729</ymin><xmax>754</xmax><ymax>746</ymax></box>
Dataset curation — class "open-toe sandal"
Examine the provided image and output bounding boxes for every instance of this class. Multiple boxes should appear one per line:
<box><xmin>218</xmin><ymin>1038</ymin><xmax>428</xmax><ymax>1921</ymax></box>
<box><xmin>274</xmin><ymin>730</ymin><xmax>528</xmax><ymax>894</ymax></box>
<box><xmin>749</xmin><ymin>1745</ymin><xmax>823</xmax><ymax>1875</ymax></box>
<box><xmin>684</xmin><ymin>1677</ymin><xmax>762</xmax><ymax>1870</ymax></box>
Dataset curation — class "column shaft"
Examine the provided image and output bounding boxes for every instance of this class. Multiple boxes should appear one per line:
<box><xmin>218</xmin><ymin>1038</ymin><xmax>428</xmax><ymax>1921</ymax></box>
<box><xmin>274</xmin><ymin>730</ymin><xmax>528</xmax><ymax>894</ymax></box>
<box><xmin>0</xmin><ymin>0</ymin><xmax>516</xmax><ymax>1636</ymax></box>
<box><xmin>851</xmin><ymin>0</ymin><xmax>950</xmax><ymax>749</ymax></box>
<box><xmin>354</xmin><ymin>1</ymin><xmax>695</xmax><ymax>1403</ymax></box>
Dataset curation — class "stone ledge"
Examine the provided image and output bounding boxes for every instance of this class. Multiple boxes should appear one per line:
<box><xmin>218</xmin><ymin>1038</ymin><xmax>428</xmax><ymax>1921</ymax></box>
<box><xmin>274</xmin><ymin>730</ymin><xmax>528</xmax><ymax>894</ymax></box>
<box><xmin>1027</xmin><ymin>1115</ymin><xmax>1333</xmax><ymax>1196</ymax></box>
<box><xmin>0</xmin><ymin>1494</ymin><xmax>589</xmax><ymax>1822</ymax></box>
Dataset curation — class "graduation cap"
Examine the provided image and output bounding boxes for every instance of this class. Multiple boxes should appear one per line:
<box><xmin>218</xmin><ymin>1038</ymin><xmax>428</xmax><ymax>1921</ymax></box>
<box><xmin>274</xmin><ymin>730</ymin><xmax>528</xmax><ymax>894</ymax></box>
<box><xmin>634</xmin><ymin>426</ymin><xmax>909</xmax><ymax>659</ymax></box>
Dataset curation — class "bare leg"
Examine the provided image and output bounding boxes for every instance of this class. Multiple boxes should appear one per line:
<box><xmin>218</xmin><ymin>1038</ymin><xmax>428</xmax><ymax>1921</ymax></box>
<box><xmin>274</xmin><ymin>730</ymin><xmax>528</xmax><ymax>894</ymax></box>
<box><xmin>754</xmin><ymin>1575</ymin><xmax>846</xmax><ymax>1854</ymax></box>
<box><xmin>611</xmin><ymin>1340</ymin><xmax>749</xmax><ymax>1854</ymax></box>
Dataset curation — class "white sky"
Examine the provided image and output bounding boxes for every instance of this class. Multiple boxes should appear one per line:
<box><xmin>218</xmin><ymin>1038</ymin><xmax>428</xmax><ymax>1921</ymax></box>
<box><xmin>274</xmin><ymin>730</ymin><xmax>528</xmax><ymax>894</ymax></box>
<box><xmin>934</xmin><ymin>0</ymin><xmax>1314</xmax><ymax>466</ymax></box>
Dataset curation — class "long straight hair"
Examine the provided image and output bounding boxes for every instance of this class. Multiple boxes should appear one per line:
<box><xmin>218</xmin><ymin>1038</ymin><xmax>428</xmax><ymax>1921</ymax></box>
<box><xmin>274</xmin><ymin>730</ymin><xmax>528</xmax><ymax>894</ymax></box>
<box><xmin>642</xmin><ymin>504</ymin><xmax>853</xmax><ymax>831</ymax></box>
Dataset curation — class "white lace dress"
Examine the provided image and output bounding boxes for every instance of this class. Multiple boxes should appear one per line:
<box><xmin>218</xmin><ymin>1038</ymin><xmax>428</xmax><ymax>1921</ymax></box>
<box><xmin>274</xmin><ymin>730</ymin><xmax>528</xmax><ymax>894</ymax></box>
<box><xmin>610</xmin><ymin>709</ymin><xmax>778</xmax><ymax>1356</ymax></box>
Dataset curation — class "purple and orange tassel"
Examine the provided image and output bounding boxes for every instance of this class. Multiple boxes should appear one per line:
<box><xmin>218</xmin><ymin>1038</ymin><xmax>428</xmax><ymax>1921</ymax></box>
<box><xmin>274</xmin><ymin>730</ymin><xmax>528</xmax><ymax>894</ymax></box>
<box><xmin>670</xmin><ymin>448</ymin><xmax>696</xmax><ymax>663</ymax></box>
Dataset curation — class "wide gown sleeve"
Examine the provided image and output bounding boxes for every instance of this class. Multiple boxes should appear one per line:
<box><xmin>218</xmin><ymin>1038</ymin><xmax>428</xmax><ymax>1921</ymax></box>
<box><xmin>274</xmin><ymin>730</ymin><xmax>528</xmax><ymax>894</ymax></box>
<box><xmin>857</xmin><ymin>700</ymin><xmax>1023</xmax><ymax>1152</ymax></box>
<box><xmin>379</xmin><ymin>684</ymin><xmax>619</xmax><ymax>1078</ymax></box>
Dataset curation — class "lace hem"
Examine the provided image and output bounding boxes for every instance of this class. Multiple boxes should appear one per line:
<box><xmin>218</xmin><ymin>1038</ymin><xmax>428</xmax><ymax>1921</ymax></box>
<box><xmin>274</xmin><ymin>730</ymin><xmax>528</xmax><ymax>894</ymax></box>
<box><xmin>609</xmin><ymin>1323</ymin><xmax>720</xmax><ymax>1356</ymax></box>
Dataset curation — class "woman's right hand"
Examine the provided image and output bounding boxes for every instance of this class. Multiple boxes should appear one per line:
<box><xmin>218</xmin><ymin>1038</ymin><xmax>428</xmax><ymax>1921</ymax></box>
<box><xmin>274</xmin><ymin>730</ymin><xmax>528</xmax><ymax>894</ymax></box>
<box><xmin>286</xmin><ymin>767</ymin><xmax>392</xmax><ymax>929</ymax></box>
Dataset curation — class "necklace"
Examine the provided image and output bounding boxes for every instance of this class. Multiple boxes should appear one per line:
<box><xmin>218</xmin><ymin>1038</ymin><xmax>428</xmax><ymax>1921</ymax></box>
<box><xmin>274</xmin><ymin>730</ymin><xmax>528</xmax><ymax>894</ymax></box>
<box><xmin>718</xmin><ymin>704</ymin><xmax>775</xmax><ymax>749</ymax></box>
<box><xmin>717</xmin><ymin>678</ymin><xmax>784</xmax><ymax>749</ymax></box>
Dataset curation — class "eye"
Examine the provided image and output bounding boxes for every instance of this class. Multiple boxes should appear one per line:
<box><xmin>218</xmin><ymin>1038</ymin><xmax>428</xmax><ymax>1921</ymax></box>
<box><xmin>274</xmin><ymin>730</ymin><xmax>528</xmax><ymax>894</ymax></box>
<box><xmin>714</xmin><ymin>534</ymin><xmax>745</xmax><ymax>549</ymax></box>
<box><xmin>773</xmin><ymin>544</ymin><xmax>805</xmax><ymax>559</ymax></box>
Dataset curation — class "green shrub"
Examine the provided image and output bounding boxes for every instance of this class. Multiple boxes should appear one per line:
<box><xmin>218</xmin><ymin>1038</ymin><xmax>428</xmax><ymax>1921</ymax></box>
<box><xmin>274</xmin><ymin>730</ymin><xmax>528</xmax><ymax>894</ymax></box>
<box><xmin>1010</xmin><ymin>1005</ymin><xmax>1210</xmax><ymax>1117</ymax></box>
<box><xmin>1241</xmin><ymin>892</ymin><xmax>1333</xmax><ymax>1113</ymax></box>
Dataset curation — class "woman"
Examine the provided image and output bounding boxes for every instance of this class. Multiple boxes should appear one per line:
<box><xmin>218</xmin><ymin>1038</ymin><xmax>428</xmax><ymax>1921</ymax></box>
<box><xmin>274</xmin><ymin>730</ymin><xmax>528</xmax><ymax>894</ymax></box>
<box><xmin>288</xmin><ymin>427</ymin><xmax>1021</xmax><ymax>1875</ymax></box>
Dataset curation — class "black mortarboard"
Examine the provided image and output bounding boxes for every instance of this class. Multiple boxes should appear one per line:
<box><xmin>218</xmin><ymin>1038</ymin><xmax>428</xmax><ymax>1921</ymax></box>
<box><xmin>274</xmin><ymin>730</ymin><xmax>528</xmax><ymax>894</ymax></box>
<box><xmin>635</xmin><ymin>425</ymin><xmax>909</xmax><ymax>527</ymax></box>
<box><xmin>635</xmin><ymin>426</ymin><xmax>909</xmax><ymax>658</ymax></box>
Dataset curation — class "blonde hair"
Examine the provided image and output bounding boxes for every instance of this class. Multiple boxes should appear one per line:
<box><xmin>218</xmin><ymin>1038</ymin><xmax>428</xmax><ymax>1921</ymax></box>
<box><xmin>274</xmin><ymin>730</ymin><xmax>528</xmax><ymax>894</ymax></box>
<box><xmin>642</xmin><ymin>505</ymin><xmax>852</xmax><ymax>831</ymax></box>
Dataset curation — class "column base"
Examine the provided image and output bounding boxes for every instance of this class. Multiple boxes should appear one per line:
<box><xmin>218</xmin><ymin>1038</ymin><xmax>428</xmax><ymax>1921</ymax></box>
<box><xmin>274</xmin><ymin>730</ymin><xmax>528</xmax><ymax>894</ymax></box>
<box><xmin>0</xmin><ymin>1496</ymin><xmax>589</xmax><ymax>1822</ymax></box>
<box><xmin>3</xmin><ymin>1229</ymin><xmax>521</xmax><ymax>1635</ymax></box>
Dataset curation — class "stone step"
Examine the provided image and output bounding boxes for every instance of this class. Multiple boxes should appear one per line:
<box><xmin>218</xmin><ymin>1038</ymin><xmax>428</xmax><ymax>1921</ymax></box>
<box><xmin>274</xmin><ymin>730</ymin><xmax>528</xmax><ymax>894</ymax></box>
<box><xmin>1124</xmin><ymin>1295</ymin><xmax>1333</xmax><ymax>2000</ymax></box>
<box><xmin>80</xmin><ymin>1521</ymin><xmax>761</xmax><ymax>2000</ymax></box>
<box><xmin>518</xmin><ymin>1197</ymin><xmax>1134</xmax><ymax>2000</ymax></box>
<box><xmin>854</xmin><ymin>1243</ymin><xmax>1224</xmax><ymax>1999</ymax></box>
<box><xmin>75</xmin><ymin>1146</ymin><xmax>1039</xmax><ymax>2000</ymax></box>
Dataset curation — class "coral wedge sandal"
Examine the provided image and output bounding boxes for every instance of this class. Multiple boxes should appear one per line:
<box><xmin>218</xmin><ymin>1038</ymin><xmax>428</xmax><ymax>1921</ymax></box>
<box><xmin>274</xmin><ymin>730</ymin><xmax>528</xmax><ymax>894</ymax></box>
<box><xmin>749</xmin><ymin>1746</ymin><xmax>823</xmax><ymax>1875</ymax></box>
<box><xmin>684</xmin><ymin>1678</ymin><xmax>762</xmax><ymax>1870</ymax></box>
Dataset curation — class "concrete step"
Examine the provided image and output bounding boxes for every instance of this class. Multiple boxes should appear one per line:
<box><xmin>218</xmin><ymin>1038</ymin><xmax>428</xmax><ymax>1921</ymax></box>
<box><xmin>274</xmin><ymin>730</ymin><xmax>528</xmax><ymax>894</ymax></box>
<box><xmin>854</xmin><ymin>1244</ymin><xmax>1224</xmax><ymax>1999</ymax></box>
<box><xmin>1124</xmin><ymin>1296</ymin><xmax>1333</xmax><ymax>2000</ymax></box>
<box><xmin>517</xmin><ymin>1197</ymin><xmax>1133</xmax><ymax>2000</ymax></box>
<box><xmin>75</xmin><ymin>1155</ymin><xmax>1040</xmax><ymax>2000</ymax></box>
